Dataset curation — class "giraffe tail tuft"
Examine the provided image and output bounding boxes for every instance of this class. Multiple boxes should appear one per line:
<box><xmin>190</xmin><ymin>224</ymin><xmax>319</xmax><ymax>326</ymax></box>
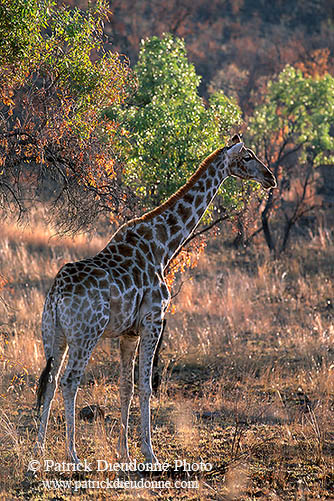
<box><xmin>36</xmin><ymin>357</ymin><xmax>54</xmax><ymax>416</ymax></box>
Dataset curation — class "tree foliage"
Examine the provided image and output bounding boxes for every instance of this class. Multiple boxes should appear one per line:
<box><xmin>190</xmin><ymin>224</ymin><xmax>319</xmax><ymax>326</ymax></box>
<box><xmin>108</xmin><ymin>34</ymin><xmax>242</xmax><ymax>210</ymax></box>
<box><xmin>0</xmin><ymin>0</ymin><xmax>134</xmax><ymax>232</ymax></box>
<box><xmin>249</xmin><ymin>66</ymin><xmax>334</xmax><ymax>166</ymax></box>
<box><xmin>246</xmin><ymin>65</ymin><xmax>334</xmax><ymax>254</ymax></box>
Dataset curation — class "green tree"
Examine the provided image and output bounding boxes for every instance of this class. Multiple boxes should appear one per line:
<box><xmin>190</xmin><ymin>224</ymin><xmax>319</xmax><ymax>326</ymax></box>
<box><xmin>109</xmin><ymin>34</ymin><xmax>241</xmax><ymax>210</ymax></box>
<box><xmin>0</xmin><ymin>0</ymin><xmax>133</xmax><ymax>232</ymax></box>
<box><xmin>246</xmin><ymin>65</ymin><xmax>334</xmax><ymax>255</ymax></box>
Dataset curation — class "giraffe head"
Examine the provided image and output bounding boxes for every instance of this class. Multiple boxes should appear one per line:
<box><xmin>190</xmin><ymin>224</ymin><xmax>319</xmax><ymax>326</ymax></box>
<box><xmin>226</xmin><ymin>134</ymin><xmax>276</xmax><ymax>190</ymax></box>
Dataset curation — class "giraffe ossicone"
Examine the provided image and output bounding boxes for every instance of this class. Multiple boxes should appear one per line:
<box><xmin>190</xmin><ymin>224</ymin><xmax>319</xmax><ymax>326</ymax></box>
<box><xmin>35</xmin><ymin>137</ymin><xmax>276</xmax><ymax>464</ymax></box>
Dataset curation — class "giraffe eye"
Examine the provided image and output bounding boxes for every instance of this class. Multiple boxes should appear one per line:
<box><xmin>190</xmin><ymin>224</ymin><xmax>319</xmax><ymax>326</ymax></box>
<box><xmin>243</xmin><ymin>156</ymin><xmax>252</xmax><ymax>161</ymax></box>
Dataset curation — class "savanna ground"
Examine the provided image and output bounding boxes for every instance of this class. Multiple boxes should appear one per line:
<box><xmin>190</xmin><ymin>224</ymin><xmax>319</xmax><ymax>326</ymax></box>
<box><xmin>1</xmin><ymin>212</ymin><xmax>334</xmax><ymax>500</ymax></box>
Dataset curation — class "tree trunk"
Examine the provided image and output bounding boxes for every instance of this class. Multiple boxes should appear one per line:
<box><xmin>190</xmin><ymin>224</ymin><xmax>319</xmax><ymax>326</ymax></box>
<box><xmin>261</xmin><ymin>189</ymin><xmax>276</xmax><ymax>254</ymax></box>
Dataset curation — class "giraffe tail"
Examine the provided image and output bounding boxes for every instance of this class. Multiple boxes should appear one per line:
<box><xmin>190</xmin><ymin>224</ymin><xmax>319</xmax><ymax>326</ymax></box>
<box><xmin>36</xmin><ymin>356</ymin><xmax>54</xmax><ymax>416</ymax></box>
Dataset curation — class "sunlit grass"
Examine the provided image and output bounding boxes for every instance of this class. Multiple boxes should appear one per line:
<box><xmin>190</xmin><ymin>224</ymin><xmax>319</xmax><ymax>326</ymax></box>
<box><xmin>0</xmin><ymin>217</ymin><xmax>334</xmax><ymax>499</ymax></box>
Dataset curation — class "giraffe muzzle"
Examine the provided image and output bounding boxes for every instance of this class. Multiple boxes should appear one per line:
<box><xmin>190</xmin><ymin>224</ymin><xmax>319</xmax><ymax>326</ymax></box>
<box><xmin>262</xmin><ymin>172</ymin><xmax>277</xmax><ymax>190</ymax></box>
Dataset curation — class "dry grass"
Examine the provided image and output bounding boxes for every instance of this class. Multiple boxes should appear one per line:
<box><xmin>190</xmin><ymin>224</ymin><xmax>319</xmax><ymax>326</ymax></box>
<box><xmin>1</xmin><ymin>215</ymin><xmax>334</xmax><ymax>499</ymax></box>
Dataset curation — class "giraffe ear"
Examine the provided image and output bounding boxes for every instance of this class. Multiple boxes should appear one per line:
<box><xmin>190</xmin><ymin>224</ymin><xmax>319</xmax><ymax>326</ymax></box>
<box><xmin>231</xmin><ymin>134</ymin><xmax>241</xmax><ymax>144</ymax></box>
<box><xmin>227</xmin><ymin>141</ymin><xmax>244</xmax><ymax>156</ymax></box>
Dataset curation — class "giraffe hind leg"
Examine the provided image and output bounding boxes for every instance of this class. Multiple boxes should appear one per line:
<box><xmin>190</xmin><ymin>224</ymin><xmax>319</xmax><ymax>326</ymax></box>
<box><xmin>60</xmin><ymin>337</ymin><xmax>100</xmax><ymax>464</ymax></box>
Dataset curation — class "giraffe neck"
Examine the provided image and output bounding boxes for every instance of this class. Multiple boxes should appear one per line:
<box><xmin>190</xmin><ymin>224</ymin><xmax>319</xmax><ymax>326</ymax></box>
<box><xmin>139</xmin><ymin>148</ymin><xmax>229</xmax><ymax>268</ymax></box>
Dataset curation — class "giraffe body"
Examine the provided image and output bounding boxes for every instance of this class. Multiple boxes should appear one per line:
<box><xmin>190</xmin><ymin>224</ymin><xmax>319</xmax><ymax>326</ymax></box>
<box><xmin>35</xmin><ymin>138</ymin><xmax>276</xmax><ymax>463</ymax></box>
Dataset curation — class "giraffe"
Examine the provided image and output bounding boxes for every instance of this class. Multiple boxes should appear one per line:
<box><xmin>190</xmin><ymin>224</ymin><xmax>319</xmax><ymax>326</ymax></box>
<box><xmin>35</xmin><ymin>134</ymin><xmax>276</xmax><ymax>464</ymax></box>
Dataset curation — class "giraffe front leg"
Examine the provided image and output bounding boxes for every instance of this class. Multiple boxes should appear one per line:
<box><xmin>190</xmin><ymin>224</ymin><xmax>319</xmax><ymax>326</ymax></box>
<box><xmin>138</xmin><ymin>320</ymin><xmax>163</xmax><ymax>463</ymax></box>
<box><xmin>117</xmin><ymin>334</ymin><xmax>139</xmax><ymax>462</ymax></box>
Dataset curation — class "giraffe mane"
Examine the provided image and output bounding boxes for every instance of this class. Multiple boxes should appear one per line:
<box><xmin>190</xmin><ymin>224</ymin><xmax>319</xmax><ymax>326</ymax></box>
<box><xmin>136</xmin><ymin>146</ymin><xmax>226</xmax><ymax>222</ymax></box>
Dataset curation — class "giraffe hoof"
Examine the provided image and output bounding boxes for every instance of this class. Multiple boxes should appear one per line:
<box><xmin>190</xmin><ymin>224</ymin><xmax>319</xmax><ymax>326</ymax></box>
<box><xmin>144</xmin><ymin>457</ymin><xmax>159</xmax><ymax>465</ymax></box>
<box><xmin>66</xmin><ymin>452</ymin><xmax>80</xmax><ymax>465</ymax></box>
<box><xmin>33</xmin><ymin>442</ymin><xmax>44</xmax><ymax>456</ymax></box>
<box><xmin>116</xmin><ymin>450</ymin><xmax>131</xmax><ymax>464</ymax></box>
<box><xmin>142</xmin><ymin>450</ymin><xmax>159</xmax><ymax>464</ymax></box>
